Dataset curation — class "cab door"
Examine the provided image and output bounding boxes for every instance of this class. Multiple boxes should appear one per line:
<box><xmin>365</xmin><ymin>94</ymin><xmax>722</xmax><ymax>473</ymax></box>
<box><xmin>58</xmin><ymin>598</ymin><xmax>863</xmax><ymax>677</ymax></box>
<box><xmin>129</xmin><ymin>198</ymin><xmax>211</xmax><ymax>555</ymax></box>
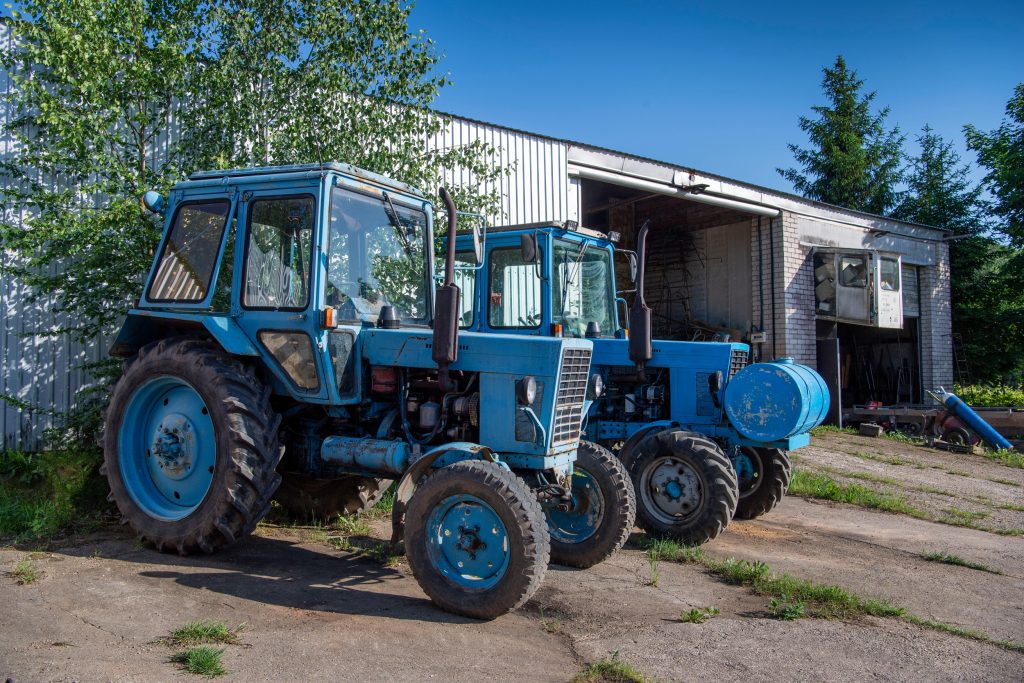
<box><xmin>231</xmin><ymin>179</ymin><xmax>329</xmax><ymax>402</ymax></box>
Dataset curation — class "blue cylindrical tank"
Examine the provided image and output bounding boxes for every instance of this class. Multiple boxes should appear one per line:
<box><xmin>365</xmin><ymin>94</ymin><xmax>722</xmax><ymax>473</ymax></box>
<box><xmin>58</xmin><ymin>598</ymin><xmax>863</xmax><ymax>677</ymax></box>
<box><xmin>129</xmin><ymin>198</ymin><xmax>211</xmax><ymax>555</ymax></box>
<box><xmin>723</xmin><ymin>358</ymin><xmax>830</xmax><ymax>443</ymax></box>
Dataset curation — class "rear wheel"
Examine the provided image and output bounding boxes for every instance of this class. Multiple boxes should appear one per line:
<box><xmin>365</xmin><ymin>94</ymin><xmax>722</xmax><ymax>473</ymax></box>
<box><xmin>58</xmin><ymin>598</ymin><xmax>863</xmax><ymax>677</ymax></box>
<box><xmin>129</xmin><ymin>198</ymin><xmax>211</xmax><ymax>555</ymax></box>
<box><xmin>274</xmin><ymin>472</ymin><xmax>392</xmax><ymax>521</ymax></box>
<box><xmin>102</xmin><ymin>338</ymin><xmax>283</xmax><ymax>554</ymax></box>
<box><xmin>405</xmin><ymin>460</ymin><xmax>549</xmax><ymax>619</ymax></box>
<box><xmin>630</xmin><ymin>430</ymin><xmax>738</xmax><ymax>545</ymax></box>
<box><xmin>732</xmin><ymin>447</ymin><xmax>791</xmax><ymax>520</ymax></box>
<box><xmin>544</xmin><ymin>441</ymin><xmax>635</xmax><ymax>568</ymax></box>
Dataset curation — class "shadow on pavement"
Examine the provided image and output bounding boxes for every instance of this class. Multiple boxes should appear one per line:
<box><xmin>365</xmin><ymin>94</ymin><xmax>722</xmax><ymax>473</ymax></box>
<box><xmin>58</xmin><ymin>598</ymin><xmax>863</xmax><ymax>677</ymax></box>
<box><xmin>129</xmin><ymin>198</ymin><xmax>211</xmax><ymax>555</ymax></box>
<box><xmin>57</xmin><ymin>534</ymin><xmax>480</xmax><ymax>624</ymax></box>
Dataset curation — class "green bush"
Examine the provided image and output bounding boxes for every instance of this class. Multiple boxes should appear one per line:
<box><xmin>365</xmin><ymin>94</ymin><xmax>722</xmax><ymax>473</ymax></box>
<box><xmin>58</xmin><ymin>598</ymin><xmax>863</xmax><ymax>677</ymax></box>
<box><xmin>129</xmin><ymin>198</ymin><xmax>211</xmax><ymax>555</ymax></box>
<box><xmin>0</xmin><ymin>448</ymin><xmax>109</xmax><ymax>543</ymax></box>
<box><xmin>954</xmin><ymin>384</ymin><xmax>1024</xmax><ymax>408</ymax></box>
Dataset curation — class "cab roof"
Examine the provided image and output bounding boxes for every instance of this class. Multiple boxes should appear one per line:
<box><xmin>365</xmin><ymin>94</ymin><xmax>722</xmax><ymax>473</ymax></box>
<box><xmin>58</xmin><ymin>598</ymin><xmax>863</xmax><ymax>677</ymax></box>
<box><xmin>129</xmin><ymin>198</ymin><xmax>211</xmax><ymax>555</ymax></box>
<box><xmin>188</xmin><ymin>161</ymin><xmax>424</xmax><ymax>198</ymax></box>
<box><xmin>458</xmin><ymin>220</ymin><xmax>612</xmax><ymax>243</ymax></box>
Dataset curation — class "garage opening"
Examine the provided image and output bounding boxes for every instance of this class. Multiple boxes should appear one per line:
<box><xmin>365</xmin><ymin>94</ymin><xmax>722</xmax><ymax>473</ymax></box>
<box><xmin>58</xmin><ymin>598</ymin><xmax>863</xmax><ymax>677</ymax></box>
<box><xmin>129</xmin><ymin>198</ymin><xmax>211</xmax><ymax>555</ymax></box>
<box><xmin>579</xmin><ymin>176</ymin><xmax>760</xmax><ymax>351</ymax></box>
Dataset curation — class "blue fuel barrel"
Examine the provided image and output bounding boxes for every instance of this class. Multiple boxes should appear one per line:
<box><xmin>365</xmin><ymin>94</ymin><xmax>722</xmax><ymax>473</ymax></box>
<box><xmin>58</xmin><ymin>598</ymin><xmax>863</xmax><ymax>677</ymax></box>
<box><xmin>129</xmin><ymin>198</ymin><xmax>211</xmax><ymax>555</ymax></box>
<box><xmin>723</xmin><ymin>357</ymin><xmax>830</xmax><ymax>443</ymax></box>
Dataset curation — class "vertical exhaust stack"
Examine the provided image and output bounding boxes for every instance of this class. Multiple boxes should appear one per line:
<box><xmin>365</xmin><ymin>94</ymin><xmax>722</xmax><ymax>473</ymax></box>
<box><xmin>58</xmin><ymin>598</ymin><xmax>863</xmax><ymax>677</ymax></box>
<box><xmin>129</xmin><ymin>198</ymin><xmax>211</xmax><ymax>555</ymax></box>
<box><xmin>433</xmin><ymin>187</ymin><xmax>460</xmax><ymax>391</ymax></box>
<box><xmin>629</xmin><ymin>220</ymin><xmax>653</xmax><ymax>378</ymax></box>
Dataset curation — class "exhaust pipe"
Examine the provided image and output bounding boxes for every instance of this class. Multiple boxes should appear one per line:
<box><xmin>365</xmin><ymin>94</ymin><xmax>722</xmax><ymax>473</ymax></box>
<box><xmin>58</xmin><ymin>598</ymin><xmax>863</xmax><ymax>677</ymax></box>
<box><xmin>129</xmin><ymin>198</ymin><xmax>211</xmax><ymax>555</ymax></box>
<box><xmin>629</xmin><ymin>220</ymin><xmax>652</xmax><ymax>378</ymax></box>
<box><xmin>432</xmin><ymin>187</ymin><xmax>460</xmax><ymax>391</ymax></box>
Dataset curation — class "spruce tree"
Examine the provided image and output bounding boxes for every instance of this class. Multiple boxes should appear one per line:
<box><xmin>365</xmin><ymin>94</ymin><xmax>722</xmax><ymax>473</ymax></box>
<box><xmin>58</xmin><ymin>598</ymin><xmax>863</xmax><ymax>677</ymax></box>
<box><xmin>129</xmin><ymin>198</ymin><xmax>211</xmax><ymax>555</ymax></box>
<box><xmin>779</xmin><ymin>55</ymin><xmax>904</xmax><ymax>215</ymax></box>
<box><xmin>894</xmin><ymin>126</ymin><xmax>1022</xmax><ymax>382</ymax></box>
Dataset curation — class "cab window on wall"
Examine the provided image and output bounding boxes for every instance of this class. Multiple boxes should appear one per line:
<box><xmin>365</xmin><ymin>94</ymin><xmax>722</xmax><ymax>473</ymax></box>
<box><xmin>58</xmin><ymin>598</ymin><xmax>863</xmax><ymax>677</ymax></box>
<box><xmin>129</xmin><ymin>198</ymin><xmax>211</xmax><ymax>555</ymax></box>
<box><xmin>880</xmin><ymin>257</ymin><xmax>900</xmax><ymax>292</ymax></box>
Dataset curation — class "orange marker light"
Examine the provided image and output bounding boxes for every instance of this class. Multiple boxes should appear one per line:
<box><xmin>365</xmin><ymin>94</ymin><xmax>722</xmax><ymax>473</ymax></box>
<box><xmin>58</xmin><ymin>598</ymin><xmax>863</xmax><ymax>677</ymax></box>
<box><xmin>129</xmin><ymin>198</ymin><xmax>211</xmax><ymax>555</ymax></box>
<box><xmin>323</xmin><ymin>307</ymin><xmax>337</xmax><ymax>329</ymax></box>
<box><xmin>552</xmin><ymin>323</ymin><xmax>563</xmax><ymax>337</ymax></box>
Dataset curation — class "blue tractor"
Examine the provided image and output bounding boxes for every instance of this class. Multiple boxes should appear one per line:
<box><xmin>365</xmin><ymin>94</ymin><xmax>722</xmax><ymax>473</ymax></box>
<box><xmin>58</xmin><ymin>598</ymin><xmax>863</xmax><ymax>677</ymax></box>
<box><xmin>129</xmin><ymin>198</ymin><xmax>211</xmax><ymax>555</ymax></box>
<box><xmin>452</xmin><ymin>220</ymin><xmax>829</xmax><ymax>544</ymax></box>
<box><xmin>101</xmin><ymin>163</ymin><xmax>635</xmax><ymax>619</ymax></box>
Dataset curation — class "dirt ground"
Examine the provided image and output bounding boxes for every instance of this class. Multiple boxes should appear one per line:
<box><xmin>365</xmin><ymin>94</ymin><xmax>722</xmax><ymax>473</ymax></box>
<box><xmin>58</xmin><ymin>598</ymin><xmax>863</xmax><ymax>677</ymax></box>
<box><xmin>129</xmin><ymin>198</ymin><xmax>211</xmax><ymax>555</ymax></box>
<box><xmin>3</xmin><ymin>433</ymin><xmax>1023</xmax><ymax>682</ymax></box>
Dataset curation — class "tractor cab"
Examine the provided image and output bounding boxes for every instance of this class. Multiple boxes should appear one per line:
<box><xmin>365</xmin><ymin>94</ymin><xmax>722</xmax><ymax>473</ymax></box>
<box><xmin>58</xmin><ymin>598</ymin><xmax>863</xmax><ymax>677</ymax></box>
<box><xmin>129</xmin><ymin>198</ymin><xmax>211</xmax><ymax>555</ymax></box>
<box><xmin>453</xmin><ymin>222</ymin><xmax>624</xmax><ymax>339</ymax></box>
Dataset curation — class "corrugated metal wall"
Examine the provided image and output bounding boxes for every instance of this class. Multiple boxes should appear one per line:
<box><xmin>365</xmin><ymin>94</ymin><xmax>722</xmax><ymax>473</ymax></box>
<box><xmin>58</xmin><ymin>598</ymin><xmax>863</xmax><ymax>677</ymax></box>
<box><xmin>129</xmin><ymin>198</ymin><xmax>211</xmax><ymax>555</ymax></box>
<box><xmin>0</xmin><ymin>33</ymin><xmax>569</xmax><ymax>451</ymax></box>
<box><xmin>432</xmin><ymin>116</ymin><xmax>568</xmax><ymax>225</ymax></box>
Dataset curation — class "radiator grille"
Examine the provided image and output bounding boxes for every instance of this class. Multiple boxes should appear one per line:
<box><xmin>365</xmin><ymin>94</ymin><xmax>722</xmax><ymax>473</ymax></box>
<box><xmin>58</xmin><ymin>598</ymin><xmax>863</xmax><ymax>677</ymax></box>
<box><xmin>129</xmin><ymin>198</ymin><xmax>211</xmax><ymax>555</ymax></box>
<box><xmin>552</xmin><ymin>347</ymin><xmax>591</xmax><ymax>446</ymax></box>
<box><xmin>729</xmin><ymin>349</ymin><xmax>749</xmax><ymax>378</ymax></box>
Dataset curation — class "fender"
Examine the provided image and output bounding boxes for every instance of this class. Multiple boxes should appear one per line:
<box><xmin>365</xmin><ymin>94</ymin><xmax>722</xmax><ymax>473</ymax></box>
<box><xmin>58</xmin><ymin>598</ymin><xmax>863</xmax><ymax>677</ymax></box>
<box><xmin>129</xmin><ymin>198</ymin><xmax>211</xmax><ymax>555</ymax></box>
<box><xmin>110</xmin><ymin>309</ymin><xmax>259</xmax><ymax>358</ymax></box>
<box><xmin>618</xmin><ymin>420</ymin><xmax>680</xmax><ymax>474</ymax></box>
<box><xmin>389</xmin><ymin>442</ymin><xmax>503</xmax><ymax>545</ymax></box>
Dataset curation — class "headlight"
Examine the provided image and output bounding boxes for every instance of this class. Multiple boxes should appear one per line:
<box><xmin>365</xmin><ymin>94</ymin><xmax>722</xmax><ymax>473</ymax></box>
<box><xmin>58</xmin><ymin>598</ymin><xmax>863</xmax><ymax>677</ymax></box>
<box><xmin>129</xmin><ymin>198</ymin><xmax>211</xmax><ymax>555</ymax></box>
<box><xmin>587</xmin><ymin>373</ymin><xmax>604</xmax><ymax>400</ymax></box>
<box><xmin>516</xmin><ymin>376</ymin><xmax>538</xmax><ymax>406</ymax></box>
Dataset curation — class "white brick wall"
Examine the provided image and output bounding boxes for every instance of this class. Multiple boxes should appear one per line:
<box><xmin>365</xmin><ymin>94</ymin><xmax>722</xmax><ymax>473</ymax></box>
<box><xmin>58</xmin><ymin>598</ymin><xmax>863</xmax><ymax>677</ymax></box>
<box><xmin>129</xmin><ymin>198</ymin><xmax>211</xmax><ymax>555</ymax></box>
<box><xmin>919</xmin><ymin>241</ymin><xmax>954</xmax><ymax>398</ymax></box>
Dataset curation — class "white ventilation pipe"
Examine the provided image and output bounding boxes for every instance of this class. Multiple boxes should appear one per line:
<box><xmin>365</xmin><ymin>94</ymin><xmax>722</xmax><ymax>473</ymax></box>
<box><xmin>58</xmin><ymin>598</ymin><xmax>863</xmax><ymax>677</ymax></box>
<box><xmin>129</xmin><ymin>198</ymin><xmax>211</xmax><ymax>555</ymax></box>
<box><xmin>569</xmin><ymin>164</ymin><xmax>781</xmax><ymax>218</ymax></box>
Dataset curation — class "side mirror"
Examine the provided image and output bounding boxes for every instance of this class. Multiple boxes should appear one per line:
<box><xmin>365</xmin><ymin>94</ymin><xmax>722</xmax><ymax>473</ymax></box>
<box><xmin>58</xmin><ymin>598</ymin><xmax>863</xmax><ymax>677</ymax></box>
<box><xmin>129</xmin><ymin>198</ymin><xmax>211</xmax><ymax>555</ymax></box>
<box><xmin>520</xmin><ymin>233</ymin><xmax>537</xmax><ymax>263</ymax></box>
<box><xmin>472</xmin><ymin>221</ymin><xmax>485</xmax><ymax>265</ymax></box>
<box><xmin>627</xmin><ymin>252</ymin><xmax>638</xmax><ymax>282</ymax></box>
<box><xmin>141</xmin><ymin>191</ymin><xmax>166</xmax><ymax>215</ymax></box>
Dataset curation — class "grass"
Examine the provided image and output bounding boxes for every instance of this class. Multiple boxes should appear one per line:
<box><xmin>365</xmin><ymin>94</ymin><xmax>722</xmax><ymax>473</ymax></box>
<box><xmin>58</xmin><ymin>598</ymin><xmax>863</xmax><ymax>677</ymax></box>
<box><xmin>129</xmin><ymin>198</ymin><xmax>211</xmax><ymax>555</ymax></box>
<box><xmin>701</xmin><ymin>556</ymin><xmax>904</xmax><ymax>619</ymax></box>
<box><xmin>788</xmin><ymin>469</ymin><xmax>926</xmax><ymax>518</ymax></box>
<box><xmin>977</xmin><ymin>448</ymin><xmax>1024</xmax><ymax>469</ymax></box>
<box><xmin>768</xmin><ymin>597</ymin><xmax>806</xmax><ymax>620</ymax></box>
<box><xmin>572</xmin><ymin>653</ymin><xmax>649</xmax><ymax>683</ymax></box>
<box><xmin>0</xmin><ymin>448</ymin><xmax>109</xmax><ymax>543</ymax></box>
<box><xmin>170</xmin><ymin>647</ymin><xmax>227</xmax><ymax>678</ymax></box>
<box><xmin>882</xmin><ymin>430</ymin><xmax>923</xmax><ymax>444</ymax></box>
<box><xmin>644</xmin><ymin>554</ymin><xmax>660</xmax><ymax>587</ymax></box>
<box><xmin>167</xmin><ymin>621</ymin><xmax>242</xmax><ymax>647</ymax></box>
<box><xmin>904</xmin><ymin>615</ymin><xmax>1024</xmax><ymax>654</ymax></box>
<box><xmin>940</xmin><ymin>507</ymin><xmax>990</xmax><ymax>525</ymax></box>
<box><xmin>538</xmin><ymin>606</ymin><xmax>563</xmax><ymax>634</ymax></box>
<box><xmin>847</xmin><ymin>450</ymin><xmax>908</xmax><ymax>466</ymax></box>
<box><xmin>643</xmin><ymin>540</ymin><xmax>1024</xmax><ymax>653</ymax></box>
<box><xmin>810</xmin><ymin>425</ymin><xmax>857</xmax><ymax>436</ymax></box>
<box><xmin>921</xmin><ymin>552</ymin><xmax>1002</xmax><ymax>575</ymax></box>
<box><xmin>11</xmin><ymin>558</ymin><xmax>39</xmax><ymax>584</ymax></box>
<box><xmin>678</xmin><ymin>606</ymin><xmax>719</xmax><ymax>624</ymax></box>
<box><xmin>641</xmin><ymin>537</ymin><xmax>705</xmax><ymax>564</ymax></box>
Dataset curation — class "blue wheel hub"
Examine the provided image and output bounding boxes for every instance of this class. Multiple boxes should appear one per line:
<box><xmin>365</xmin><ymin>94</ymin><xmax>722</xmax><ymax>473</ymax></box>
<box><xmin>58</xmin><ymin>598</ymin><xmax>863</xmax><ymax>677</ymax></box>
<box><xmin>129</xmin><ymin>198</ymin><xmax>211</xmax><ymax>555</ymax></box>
<box><xmin>545</xmin><ymin>467</ymin><xmax>605</xmax><ymax>544</ymax></box>
<box><xmin>425</xmin><ymin>494</ymin><xmax>510</xmax><ymax>590</ymax></box>
<box><xmin>118</xmin><ymin>377</ymin><xmax>217</xmax><ymax>521</ymax></box>
<box><xmin>734</xmin><ymin>450</ymin><xmax>761</xmax><ymax>494</ymax></box>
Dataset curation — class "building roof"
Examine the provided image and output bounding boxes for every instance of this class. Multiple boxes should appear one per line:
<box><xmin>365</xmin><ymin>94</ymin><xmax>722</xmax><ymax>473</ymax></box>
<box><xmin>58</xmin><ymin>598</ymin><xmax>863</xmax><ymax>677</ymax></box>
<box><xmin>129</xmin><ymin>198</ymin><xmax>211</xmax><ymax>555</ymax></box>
<box><xmin>437</xmin><ymin>109</ymin><xmax>948</xmax><ymax>238</ymax></box>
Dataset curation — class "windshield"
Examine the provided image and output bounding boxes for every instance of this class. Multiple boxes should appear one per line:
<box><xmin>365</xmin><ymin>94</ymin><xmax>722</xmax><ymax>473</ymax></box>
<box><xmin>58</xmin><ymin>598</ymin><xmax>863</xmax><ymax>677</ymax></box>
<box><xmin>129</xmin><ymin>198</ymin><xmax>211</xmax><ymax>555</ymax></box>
<box><xmin>327</xmin><ymin>187</ymin><xmax>429</xmax><ymax>323</ymax></box>
<box><xmin>552</xmin><ymin>238</ymin><xmax>615</xmax><ymax>337</ymax></box>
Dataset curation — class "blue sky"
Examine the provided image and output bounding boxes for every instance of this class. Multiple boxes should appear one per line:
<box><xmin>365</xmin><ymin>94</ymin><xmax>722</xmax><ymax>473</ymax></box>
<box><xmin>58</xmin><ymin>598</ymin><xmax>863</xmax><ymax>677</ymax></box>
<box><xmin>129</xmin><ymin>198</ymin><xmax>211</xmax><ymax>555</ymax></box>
<box><xmin>412</xmin><ymin>0</ymin><xmax>1024</xmax><ymax>192</ymax></box>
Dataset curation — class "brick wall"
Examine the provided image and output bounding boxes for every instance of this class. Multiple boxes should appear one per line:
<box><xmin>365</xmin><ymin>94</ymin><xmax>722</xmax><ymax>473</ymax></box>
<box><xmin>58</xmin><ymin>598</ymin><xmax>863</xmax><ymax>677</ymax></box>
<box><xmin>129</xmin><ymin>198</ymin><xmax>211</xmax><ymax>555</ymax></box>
<box><xmin>748</xmin><ymin>213</ymin><xmax>817</xmax><ymax>365</ymax></box>
<box><xmin>919</xmin><ymin>241</ymin><xmax>954</xmax><ymax>398</ymax></box>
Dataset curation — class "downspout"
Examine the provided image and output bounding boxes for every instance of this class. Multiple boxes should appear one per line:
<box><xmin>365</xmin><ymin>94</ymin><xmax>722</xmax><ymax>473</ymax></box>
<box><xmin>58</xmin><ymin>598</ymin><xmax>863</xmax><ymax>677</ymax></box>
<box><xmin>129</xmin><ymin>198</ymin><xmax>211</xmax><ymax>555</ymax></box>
<box><xmin>769</xmin><ymin>215</ymin><xmax>777</xmax><ymax>359</ymax></box>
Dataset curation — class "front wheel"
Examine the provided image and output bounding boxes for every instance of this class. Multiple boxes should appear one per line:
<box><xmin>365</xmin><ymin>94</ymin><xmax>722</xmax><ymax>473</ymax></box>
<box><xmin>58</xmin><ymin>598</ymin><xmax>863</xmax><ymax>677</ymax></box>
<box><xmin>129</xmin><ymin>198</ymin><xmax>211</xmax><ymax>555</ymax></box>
<box><xmin>405</xmin><ymin>460</ymin><xmax>549</xmax><ymax>619</ymax></box>
<box><xmin>544</xmin><ymin>441</ymin><xmax>635</xmax><ymax>568</ymax></box>
<box><xmin>630</xmin><ymin>430</ymin><xmax>738</xmax><ymax>545</ymax></box>
<box><xmin>732</xmin><ymin>447</ymin><xmax>791</xmax><ymax>520</ymax></box>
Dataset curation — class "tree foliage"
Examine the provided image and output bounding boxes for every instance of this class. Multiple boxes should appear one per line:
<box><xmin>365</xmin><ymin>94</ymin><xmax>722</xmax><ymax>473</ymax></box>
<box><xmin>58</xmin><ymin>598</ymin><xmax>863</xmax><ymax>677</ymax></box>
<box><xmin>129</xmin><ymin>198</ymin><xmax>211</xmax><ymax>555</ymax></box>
<box><xmin>778</xmin><ymin>55</ymin><xmax>904</xmax><ymax>215</ymax></box>
<box><xmin>895</xmin><ymin>125</ymin><xmax>1024</xmax><ymax>383</ymax></box>
<box><xmin>962</xmin><ymin>84</ymin><xmax>1024</xmax><ymax>383</ymax></box>
<box><xmin>0</xmin><ymin>0</ymin><xmax>193</xmax><ymax>340</ymax></box>
<box><xmin>0</xmin><ymin>0</ymin><xmax>507</xmax><ymax>439</ymax></box>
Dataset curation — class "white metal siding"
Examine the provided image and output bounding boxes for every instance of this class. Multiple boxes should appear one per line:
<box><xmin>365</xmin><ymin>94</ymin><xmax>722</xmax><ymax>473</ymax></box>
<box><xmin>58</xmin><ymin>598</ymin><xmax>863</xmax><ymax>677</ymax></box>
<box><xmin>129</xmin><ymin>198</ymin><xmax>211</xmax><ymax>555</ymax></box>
<box><xmin>433</xmin><ymin>117</ymin><xmax>567</xmax><ymax>225</ymax></box>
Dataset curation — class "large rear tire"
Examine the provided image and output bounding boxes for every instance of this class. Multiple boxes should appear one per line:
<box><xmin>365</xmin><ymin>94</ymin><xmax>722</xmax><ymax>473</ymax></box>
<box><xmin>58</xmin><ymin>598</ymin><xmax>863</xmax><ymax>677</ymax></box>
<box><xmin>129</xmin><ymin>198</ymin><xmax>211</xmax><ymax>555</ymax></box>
<box><xmin>405</xmin><ymin>460</ymin><xmax>549</xmax><ymax>619</ymax></box>
<box><xmin>630</xmin><ymin>430</ymin><xmax>738</xmax><ymax>545</ymax></box>
<box><xmin>274</xmin><ymin>472</ymin><xmax>392</xmax><ymax>521</ymax></box>
<box><xmin>732</xmin><ymin>447</ymin><xmax>791</xmax><ymax>520</ymax></box>
<box><xmin>544</xmin><ymin>441</ymin><xmax>635</xmax><ymax>568</ymax></box>
<box><xmin>102</xmin><ymin>337</ymin><xmax>283</xmax><ymax>554</ymax></box>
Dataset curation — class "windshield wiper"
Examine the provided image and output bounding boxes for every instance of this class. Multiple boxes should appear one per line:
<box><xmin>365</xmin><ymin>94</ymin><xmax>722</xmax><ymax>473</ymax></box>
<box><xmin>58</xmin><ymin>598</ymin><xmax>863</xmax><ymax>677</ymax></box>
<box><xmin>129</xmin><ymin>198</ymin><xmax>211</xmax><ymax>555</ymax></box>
<box><xmin>559</xmin><ymin>241</ymin><xmax>590</xmax><ymax>319</ymax></box>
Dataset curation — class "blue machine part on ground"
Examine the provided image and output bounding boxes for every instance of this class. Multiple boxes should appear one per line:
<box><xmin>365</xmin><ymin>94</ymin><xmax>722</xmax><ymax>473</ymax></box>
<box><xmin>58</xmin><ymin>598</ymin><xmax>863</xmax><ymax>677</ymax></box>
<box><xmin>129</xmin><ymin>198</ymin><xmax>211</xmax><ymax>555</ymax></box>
<box><xmin>723</xmin><ymin>357</ymin><xmax>830</xmax><ymax>443</ymax></box>
<box><xmin>933</xmin><ymin>388</ymin><xmax>1013</xmax><ymax>451</ymax></box>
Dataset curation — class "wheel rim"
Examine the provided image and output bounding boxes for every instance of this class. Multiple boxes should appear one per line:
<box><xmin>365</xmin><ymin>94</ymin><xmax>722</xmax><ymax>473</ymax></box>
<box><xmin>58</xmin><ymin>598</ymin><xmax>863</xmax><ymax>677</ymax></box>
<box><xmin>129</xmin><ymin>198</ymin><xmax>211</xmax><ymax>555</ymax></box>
<box><xmin>639</xmin><ymin>455</ymin><xmax>703</xmax><ymax>526</ymax></box>
<box><xmin>735</xmin><ymin>449</ymin><xmax>763</xmax><ymax>499</ymax></box>
<box><xmin>425</xmin><ymin>494</ymin><xmax>510</xmax><ymax>590</ymax></box>
<box><xmin>545</xmin><ymin>466</ymin><xmax>606</xmax><ymax>545</ymax></box>
<box><xmin>117</xmin><ymin>376</ymin><xmax>217</xmax><ymax>521</ymax></box>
